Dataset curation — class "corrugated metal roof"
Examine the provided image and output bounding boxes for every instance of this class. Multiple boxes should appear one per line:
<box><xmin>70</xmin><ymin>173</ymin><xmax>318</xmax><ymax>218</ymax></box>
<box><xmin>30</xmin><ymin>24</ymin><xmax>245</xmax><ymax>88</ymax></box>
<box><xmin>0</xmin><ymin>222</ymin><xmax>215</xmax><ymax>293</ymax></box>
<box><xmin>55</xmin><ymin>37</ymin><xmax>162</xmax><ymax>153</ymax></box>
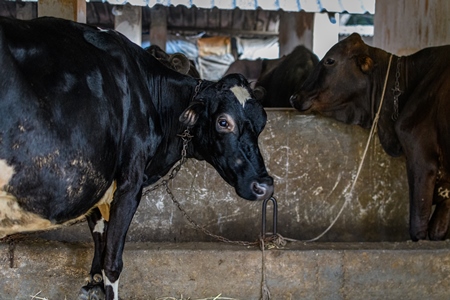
<box><xmin>107</xmin><ymin>0</ymin><xmax>375</xmax><ymax>14</ymax></box>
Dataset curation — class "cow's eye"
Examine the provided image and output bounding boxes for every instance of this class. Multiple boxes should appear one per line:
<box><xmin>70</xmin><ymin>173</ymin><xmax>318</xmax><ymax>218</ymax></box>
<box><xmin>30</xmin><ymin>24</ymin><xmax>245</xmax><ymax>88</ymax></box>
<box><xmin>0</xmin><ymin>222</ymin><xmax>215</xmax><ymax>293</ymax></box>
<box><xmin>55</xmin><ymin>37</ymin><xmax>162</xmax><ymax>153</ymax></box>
<box><xmin>218</xmin><ymin>119</ymin><xmax>229</xmax><ymax>128</ymax></box>
<box><xmin>325</xmin><ymin>58</ymin><xmax>335</xmax><ymax>66</ymax></box>
<box><xmin>216</xmin><ymin>114</ymin><xmax>235</xmax><ymax>132</ymax></box>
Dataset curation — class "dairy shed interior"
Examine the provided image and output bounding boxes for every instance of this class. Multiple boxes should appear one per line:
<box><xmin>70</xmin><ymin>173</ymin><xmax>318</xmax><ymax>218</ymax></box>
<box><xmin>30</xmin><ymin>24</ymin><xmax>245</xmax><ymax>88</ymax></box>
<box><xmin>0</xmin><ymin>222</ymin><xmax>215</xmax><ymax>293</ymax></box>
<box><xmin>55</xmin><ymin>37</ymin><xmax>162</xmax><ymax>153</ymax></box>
<box><xmin>1</xmin><ymin>0</ymin><xmax>450</xmax><ymax>299</ymax></box>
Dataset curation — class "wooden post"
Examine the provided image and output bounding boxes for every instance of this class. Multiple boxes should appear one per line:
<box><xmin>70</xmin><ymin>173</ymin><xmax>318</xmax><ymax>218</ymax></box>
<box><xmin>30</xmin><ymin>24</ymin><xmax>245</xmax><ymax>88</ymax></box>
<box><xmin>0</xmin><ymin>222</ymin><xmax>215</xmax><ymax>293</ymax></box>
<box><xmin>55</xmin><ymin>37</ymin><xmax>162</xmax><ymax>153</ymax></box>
<box><xmin>149</xmin><ymin>4</ymin><xmax>167</xmax><ymax>51</ymax></box>
<box><xmin>114</xmin><ymin>4</ymin><xmax>142</xmax><ymax>46</ymax></box>
<box><xmin>16</xmin><ymin>2</ymin><xmax>36</xmax><ymax>20</ymax></box>
<box><xmin>38</xmin><ymin>0</ymin><xmax>86</xmax><ymax>23</ymax></box>
<box><xmin>279</xmin><ymin>11</ymin><xmax>314</xmax><ymax>56</ymax></box>
<box><xmin>312</xmin><ymin>12</ymin><xmax>339</xmax><ymax>59</ymax></box>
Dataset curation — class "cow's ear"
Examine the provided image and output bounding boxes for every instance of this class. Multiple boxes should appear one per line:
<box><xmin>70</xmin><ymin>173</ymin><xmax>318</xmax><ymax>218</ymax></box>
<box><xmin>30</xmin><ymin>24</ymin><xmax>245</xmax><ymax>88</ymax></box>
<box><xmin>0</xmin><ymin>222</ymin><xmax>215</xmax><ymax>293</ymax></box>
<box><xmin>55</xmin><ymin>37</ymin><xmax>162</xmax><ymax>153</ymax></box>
<box><xmin>253</xmin><ymin>86</ymin><xmax>266</xmax><ymax>102</ymax></box>
<box><xmin>179</xmin><ymin>101</ymin><xmax>205</xmax><ymax>126</ymax></box>
<box><xmin>358</xmin><ymin>56</ymin><xmax>374</xmax><ymax>73</ymax></box>
<box><xmin>170</xmin><ymin>53</ymin><xmax>191</xmax><ymax>75</ymax></box>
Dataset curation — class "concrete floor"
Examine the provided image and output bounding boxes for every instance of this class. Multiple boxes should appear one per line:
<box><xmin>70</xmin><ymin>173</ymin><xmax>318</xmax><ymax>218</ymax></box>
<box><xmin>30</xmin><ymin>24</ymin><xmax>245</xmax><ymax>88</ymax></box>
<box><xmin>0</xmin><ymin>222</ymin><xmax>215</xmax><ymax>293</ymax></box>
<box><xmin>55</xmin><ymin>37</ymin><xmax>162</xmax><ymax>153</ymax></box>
<box><xmin>1</xmin><ymin>238</ymin><xmax>450</xmax><ymax>300</ymax></box>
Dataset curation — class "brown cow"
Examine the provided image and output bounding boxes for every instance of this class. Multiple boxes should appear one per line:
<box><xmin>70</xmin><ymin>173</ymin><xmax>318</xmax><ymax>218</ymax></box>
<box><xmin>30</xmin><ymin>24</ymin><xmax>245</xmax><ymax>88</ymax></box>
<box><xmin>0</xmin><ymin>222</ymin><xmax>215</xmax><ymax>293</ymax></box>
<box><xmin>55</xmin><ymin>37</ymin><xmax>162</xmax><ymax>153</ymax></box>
<box><xmin>290</xmin><ymin>33</ymin><xmax>450</xmax><ymax>241</ymax></box>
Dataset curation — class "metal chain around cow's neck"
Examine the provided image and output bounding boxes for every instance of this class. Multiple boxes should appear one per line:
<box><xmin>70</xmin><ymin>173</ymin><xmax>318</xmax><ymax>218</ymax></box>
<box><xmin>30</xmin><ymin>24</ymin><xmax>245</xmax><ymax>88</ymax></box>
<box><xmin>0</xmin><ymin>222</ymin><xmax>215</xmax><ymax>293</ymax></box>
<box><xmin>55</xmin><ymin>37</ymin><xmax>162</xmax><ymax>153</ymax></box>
<box><xmin>141</xmin><ymin>130</ymin><xmax>266</xmax><ymax>247</ymax></box>
<box><xmin>392</xmin><ymin>56</ymin><xmax>403</xmax><ymax>121</ymax></box>
<box><xmin>142</xmin><ymin>129</ymin><xmax>193</xmax><ymax>197</ymax></box>
<box><xmin>142</xmin><ymin>76</ymin><xmax>201</xmax><ymax>194</ymax></box>
<box><xmin>143</xmin><ymin>79</ymin><xmax>272</xmax><ymax>247</ymax></box>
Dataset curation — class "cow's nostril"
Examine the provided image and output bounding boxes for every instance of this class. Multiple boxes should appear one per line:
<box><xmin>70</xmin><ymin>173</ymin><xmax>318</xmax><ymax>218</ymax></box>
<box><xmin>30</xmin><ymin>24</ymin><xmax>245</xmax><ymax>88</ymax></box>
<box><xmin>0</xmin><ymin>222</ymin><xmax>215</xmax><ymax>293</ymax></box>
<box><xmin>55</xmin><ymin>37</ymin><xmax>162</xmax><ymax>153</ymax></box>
<box><xmin>252</xmin><ymin>182</ymin><xmax>265</xmax><ymax>195</ymax></box>
<box><xmin>290</xmin><ymin>94</ymin><xmax>297</xmax><ymax>102</ymax></box>
<box><xmin>251</xmin><ymin>181</ymin><xmax>274</xmax><ymax>200</ymax></box>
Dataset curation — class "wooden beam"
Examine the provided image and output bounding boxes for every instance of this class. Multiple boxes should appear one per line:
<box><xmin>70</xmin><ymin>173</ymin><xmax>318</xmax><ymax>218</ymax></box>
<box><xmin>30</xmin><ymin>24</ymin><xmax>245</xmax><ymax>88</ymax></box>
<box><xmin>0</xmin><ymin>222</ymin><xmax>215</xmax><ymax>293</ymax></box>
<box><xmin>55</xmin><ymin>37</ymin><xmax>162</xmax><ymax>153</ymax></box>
<box><xmin>167</xmin><ymin>26</ymin><xmax>278</xmax><ymax>37</ymax></box>
<box><xmin>38</xmin><ymin>0</ymin><xmax>86</xmax><ymax>23</ymax></box>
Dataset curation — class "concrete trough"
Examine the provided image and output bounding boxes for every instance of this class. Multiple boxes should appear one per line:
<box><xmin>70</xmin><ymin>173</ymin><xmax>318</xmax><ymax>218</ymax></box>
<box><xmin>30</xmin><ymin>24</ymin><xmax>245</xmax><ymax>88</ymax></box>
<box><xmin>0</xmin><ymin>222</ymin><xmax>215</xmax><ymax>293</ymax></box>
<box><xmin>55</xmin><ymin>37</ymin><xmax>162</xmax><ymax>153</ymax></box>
<box><xmin>1</xmin><ymin>239</ymin><xmax>450</xmax><ymax>299</ymax></box>
<box><xmin>36</xmin><ymin>110</ymin><xmax>412</xmax><ymax>244</ymax></box>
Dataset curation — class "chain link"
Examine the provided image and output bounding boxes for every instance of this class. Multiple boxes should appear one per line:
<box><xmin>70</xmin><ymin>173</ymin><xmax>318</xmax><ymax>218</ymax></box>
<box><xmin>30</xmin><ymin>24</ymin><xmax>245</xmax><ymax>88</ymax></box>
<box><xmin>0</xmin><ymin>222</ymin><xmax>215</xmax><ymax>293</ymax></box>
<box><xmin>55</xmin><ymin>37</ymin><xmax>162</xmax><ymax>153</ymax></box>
<box><xmin>142</xmin><ymin>129</ymin><xmax>270</xmax><ymax>247</ymax></box>
<box><xmin>142</xmin><ymin>130</ymin><xmax>192</xmax><ymax>196</ymax></box>
<box><xmin>141</xmin><ymin>81</ymin><xmax>263</xmax><ymax>247</ymax></box>
<box><xmin>391</xmin><ymin>57</ymin><xmax>402</xmax><ymax>121</ymax></box>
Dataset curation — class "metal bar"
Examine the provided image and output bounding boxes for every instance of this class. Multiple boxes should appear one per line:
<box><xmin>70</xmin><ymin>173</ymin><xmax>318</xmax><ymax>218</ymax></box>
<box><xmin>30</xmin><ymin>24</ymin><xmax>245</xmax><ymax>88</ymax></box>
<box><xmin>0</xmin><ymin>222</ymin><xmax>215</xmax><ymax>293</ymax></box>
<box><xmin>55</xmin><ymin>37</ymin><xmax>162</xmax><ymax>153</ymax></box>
<box><xmin>261</xmin><ymin>196</ymin><xmax>277</xmax><ymax>238</ymax></box>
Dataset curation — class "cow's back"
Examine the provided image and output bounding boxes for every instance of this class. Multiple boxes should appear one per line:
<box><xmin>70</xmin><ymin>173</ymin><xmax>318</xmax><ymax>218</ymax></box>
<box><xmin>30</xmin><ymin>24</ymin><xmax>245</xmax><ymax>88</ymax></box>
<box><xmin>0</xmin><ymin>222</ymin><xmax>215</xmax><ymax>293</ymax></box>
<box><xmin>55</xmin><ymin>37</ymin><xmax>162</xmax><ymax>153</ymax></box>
<box><xmin>0</xmin><ymin>17</ymin><xmax>159</xmax><ymax>223</ymax></box>
<box><xmin>398</xmin><ymin>45</ymin><xmax>450</xmax><ymax>163</ymax></box>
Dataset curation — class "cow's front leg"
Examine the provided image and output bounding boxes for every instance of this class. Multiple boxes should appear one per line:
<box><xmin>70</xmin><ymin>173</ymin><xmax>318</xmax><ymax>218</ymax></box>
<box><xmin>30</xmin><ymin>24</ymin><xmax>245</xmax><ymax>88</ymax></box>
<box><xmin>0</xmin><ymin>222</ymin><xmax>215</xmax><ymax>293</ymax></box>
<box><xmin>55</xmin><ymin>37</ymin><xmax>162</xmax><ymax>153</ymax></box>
<box><xmin>102</xmin><ymin>185</ymin><xmax>142</xmax><ymax>300</ymax></box>
<box><xmin>429</xmin><ymin>176</ymin><xmax>450</xmax><ymax>240</ymax></box>
<box><xmin>78</xmin><ymin>207</ymin><xmax>108</xmax><ymax>300</ymax></box>
<box><xmin>398</xmin><ymin>123</ymin><xmax>438</xmax><ymax>241</ymax></box>
<box><xmin>405</xmin><ymin>157</ymin><xmax>438</xmax><ymax>241</ymax></box>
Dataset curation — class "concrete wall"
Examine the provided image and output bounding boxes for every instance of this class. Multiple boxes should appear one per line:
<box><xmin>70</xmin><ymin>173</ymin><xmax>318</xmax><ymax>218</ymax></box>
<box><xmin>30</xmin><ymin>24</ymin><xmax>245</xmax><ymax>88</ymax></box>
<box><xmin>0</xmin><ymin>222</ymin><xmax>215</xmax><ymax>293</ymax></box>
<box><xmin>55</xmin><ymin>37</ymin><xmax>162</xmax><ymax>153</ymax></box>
<box><xmin>374</xmin><ymin>0</ymin><xmax>450</xmax><ymax>55</ymax></box>
<box><xmin>38</xmin><ymin>110</ymin><xmax>411</xmax><ymax>244</ymax></box>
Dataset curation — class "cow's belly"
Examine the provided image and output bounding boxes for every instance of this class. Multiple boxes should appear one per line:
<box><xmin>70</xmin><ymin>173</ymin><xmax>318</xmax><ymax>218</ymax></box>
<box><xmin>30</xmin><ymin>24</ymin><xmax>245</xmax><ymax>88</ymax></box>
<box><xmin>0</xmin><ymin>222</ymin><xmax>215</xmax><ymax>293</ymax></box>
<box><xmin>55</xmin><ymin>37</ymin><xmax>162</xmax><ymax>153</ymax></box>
<box><xmin>0</xmin><ymin>191</ymin><xmax>79</xmax><ymax>238</ymax></box>
<box><xmin>0</xmin><ymin>180</ymin><xmax>116</xmax><ymax>239</ymax></box>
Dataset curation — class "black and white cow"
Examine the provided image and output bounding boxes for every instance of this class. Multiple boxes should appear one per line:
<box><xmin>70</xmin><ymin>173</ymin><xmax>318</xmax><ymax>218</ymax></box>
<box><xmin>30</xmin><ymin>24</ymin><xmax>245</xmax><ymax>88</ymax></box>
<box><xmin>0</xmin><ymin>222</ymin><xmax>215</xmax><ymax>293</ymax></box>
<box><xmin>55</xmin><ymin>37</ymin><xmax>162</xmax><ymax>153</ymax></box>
<box><xmin>291</xmin><ymin>33</ymin><xmax>450</xmax><ymax>241</ymax></box>
<box><xmin>0</xmin><ymin>16</ymin><xmax>274</xmax><ymax>300</ymax></box>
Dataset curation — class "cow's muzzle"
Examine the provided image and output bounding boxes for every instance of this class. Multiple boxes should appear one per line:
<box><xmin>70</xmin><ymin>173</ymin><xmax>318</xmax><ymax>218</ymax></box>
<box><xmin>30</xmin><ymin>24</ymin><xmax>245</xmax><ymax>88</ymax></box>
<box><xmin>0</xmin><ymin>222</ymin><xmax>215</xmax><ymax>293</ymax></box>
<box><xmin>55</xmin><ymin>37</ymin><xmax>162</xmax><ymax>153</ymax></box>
<box><xmin>290</xmin><ymin>93</ymin><xmax>314</xmax><ymax>112</ymax></box>
<box><xmin>251</xmin><ymin>177</ymin><xmax>274</xmax><ymax>201</ymax></box>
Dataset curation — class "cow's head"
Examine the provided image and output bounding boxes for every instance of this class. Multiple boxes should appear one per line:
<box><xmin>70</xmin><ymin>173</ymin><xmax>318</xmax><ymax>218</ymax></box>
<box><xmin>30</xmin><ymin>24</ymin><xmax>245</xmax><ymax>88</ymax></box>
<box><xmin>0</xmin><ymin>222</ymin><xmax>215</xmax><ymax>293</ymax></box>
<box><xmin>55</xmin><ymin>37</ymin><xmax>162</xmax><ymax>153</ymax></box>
<box><xmin>290</xmin><ymin>33</ymin><xmax>375</xmax><ymax>128</ymax></box>
<box><xmin>179</xmin><ymin>74</ymin><xmax>274</xmax><ymax>201</ymax></box>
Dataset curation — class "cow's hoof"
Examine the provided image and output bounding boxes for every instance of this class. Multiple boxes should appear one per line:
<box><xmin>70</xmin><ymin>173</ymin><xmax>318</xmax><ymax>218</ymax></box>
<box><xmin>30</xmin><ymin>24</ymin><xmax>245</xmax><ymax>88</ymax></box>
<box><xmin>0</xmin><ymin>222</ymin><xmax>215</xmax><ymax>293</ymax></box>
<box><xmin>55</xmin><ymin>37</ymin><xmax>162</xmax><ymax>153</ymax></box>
<box><xmin>78</xmin><ymin>284</ymin><xmax>105</xmax><ymax>300</ymax></box>
<box><xmin>428</xmin><ymin>229</ymin><xmax>447</xmax><ymax>241</ymax></box>
<box><xmin>78</xmin><ymin>274</ymin><xmax>105</xmax><ymax>300</ymax></box>
<box><xmin>410</xmin><ymin>230</ymin><xmax>427</xmax><ymax>241</ymax></box>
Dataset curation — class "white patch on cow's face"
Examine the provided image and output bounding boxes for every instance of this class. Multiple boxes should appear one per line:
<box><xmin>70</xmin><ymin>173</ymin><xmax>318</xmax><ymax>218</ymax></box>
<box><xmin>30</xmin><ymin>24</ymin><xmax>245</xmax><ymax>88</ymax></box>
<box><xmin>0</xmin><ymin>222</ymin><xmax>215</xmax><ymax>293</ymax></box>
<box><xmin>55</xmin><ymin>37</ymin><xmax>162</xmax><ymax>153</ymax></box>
<box><xmin>103</xmin><ymin>270</ymin><xmax>120</xmax><ymax>300</ymax></box>
<box><xmin>230</xmin><ymin>85</ymin><xmax>251</xmax><ymax>107</ymax></box>
<box><xmin>93</xmin><ymin>217</ymin><xmax>106</xmax><ymax>234</ymax></box>
<box><xmin>0</xmin><ymin>159</ymin><xmax>14</xmax><ymax>190</ymax></box>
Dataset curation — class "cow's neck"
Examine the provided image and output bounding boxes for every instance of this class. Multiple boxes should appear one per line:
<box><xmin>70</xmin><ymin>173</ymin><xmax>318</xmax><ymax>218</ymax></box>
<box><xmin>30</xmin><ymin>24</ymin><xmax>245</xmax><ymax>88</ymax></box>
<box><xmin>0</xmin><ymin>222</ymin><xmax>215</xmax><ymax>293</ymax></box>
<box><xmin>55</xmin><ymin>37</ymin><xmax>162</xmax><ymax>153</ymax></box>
<box><xmin>388</xmin><ymin>47</ymin><xmax>447</xmax><ymax>120</ymax></box>
<box><xmin>144</xmin><ymin>74</ymin><xmax>200</xmax><ymax>185</ymax></box>
<box><xmin>369</xmin><ymin>49</ymin><xmax>404</xmax><ymax>157</ymax></box>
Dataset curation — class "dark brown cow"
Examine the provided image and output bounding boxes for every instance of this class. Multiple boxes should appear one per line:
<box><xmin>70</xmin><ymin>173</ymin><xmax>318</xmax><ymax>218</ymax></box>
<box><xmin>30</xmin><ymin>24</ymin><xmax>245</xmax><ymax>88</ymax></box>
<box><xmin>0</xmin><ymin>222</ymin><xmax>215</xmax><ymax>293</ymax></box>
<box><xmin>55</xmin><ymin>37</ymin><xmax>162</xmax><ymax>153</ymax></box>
<box><xmin>223</xmin><ymin>57</ymin><xmax>285</xmax><ymax>89</ymax></box>
<box><xmin>146</xmin><ymin>44</ymin><xmax>200</xmax><ymax>78</ymax></box>
<box><xmin>256</xmin><ymin>45</ymin><xmax>318</xmax><ymax>107</ymax></box>
<box><xmin>291</xmin><ymin>33</ymin><xmax>450</xmax><ymax>241</ymax></box>
<box><xmin>223</xmin><ymin>58</ymin><xmax>263</xmax><ymax>83</ymax></box>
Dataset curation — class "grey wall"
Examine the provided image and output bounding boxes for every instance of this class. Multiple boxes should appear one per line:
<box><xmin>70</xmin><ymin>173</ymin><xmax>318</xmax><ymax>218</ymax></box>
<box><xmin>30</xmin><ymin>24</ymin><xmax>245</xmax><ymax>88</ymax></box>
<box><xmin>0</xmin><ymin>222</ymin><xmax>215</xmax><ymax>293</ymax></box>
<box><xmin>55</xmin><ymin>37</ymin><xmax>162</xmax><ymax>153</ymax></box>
<box><xmin>374</xmin><ymin>0</ymin><xmax>450</xmax><ymax>55</ymax></box>
<box><xmin>37</xmin><ymin>110</ymin><xmax>411</xmax><ymax>243</ymax></box>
